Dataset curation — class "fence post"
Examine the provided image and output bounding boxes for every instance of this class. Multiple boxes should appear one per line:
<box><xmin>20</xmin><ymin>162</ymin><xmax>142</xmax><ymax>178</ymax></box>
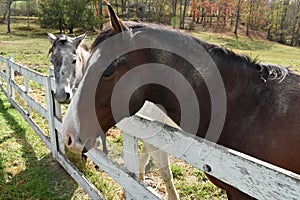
<box><xmin>9</xmin><ymin>56</ymin><xmax>15</xmax><ymax>100</ymax></box>
<box><xmin>49</xmin><ymin>66</ymin><xmax>65</xmax><ymax>155</ymax></box>
<box><xmin>0</xmin><ymin>59</ymin><xmax>3</xmax><ymax>86</ymax></box>
<box><xmin>54</xmin><ymin>97</ymin><xmax>65</xmax><ymax>155</ymax></box>
<box><xmin>46</xmin><ymin>76</ymin><xmax>59</xmax><ymax>159</ymax></box>
<box><xmin>5</xmin><ymin>57</ymin><xmax>11</xmax><ymax>100</ymax></box>
<box><xmin>123</xmin><ymin>134</ymin><xmax>140</xmax><ymax>200</ymax></box>
<box><xmin>24</xmin><ymin>77</ymin><xmax>32</xmax><ymax>116</ymax></box>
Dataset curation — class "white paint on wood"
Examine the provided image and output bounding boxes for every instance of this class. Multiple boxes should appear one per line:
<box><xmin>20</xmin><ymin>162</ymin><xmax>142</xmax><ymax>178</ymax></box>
<box><xmin>117</xmin><ymin>115</ymin><xmax>300</xmax><ymax>200</ymax></box>
<box><xmin>2</xmin><ymin>91</ymin><xmax>52</xmax><ymax>149</ymax></box>
<box><xmin>123</xmin><ymin>134</ymin><xmax>140</xmax><ymax>200</ymax></box>
<box><xmin>24</xmin><ymin>77</ymin><xmax>32</xmax><ymax>116</ymax></box>
<box><xmin>9</xmin><ymin>60</ymin><xmax>47</xmax><ymax>85</ymax></box>
<box><xmin>10</xmin><ymin>63</ymin><xmax>15</xmax><ymax>99</ymax></box>
<box><xmin>10</xmin><ymin>80</ymin><xmax>48</xmax><ymax>119</ymax></box>
<box><xmin>46</xmin><ymin>76</ymin><xmax>59</xmax><ymax>159</ymax></box>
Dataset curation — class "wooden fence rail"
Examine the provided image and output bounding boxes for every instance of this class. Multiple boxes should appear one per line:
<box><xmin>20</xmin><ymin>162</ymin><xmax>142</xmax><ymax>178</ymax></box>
<box><xmin>0</xmin><ymin>56</ymin><xmax>299</xmax><ymax>200</ymax></box>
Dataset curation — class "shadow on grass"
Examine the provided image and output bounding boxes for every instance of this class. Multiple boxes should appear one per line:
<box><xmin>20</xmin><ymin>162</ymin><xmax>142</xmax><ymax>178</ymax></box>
<box><xmin>0</xmin><ymin>95</ymin><xmax>80</xmax><ymax>200</ymax></box>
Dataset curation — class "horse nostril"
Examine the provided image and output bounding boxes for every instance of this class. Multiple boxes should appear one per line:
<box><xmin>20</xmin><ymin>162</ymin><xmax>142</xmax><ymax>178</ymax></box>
<box><xmin>67</xmin><ymin>136</ymin><xmax>72</xmax><ymax>146</ymax></box>
<box><xmin>83</xmin><ymin>147</ymin><xmax>88</xmax><ymax>154</ymax></box>
<box><xmin>65</xmin><ymin>92</ymin><xmax>71</xmax><ymax>100</ymax></box>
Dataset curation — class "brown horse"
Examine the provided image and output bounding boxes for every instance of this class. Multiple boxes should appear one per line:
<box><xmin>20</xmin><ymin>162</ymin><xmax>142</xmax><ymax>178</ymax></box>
<box><xmin>62</xmin><ymin>4</ymin><xmax>300</xmax><ymax>200</ymax></box>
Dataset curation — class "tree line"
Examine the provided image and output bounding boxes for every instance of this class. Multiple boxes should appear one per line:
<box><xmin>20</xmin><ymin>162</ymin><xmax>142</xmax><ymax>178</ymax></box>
<box><xmin>1</xmin><ymin>0</ymin><xmax>300</xmax><ymax>46</ymax></box>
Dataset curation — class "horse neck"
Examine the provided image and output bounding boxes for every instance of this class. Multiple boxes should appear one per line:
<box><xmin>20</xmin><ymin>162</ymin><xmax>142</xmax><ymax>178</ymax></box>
<box><xmin>77</xmin><ymin>46</ymin><xmax>90</xmax><ymax>75</ymax></box>
<box><xmin>138</xmin><ymin>49</ymin><xmax>261</xmax><ymax>136</ymax></box>
<box><xmin>127</xmin><ymin>49</ymin><xmax>213</xmax><ymax>136</ymax></box>
<box><xmin>211</xmin><ymin>49</ymin><xmax>263</xmax><ymax>99</ymax></box>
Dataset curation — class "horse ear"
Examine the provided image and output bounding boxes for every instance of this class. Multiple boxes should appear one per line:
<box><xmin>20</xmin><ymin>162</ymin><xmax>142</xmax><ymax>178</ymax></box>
<box><xmin>73</xmin><ymin>33</ymin><xmax>87</xmax><ymax>48</ymax></box>
<box><xmin>106</xmin><ymin>1</ymin><xmax>128</xmax><ymax>33</ymax></box>
<box><xmin>48</xmin><ymin>33</ymin><xmax>57</xmax><ymax>44</ymax></box>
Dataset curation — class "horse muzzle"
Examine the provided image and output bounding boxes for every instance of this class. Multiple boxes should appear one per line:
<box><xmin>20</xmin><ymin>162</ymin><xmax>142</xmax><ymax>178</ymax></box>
<box><xmin>54</xmin><ymin>90</ymin><xmax>71</xmax><ymax>104</ymax></box>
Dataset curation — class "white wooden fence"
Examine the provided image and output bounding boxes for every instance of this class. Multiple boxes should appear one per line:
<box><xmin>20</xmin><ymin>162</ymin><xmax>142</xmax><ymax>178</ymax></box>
<box><xmin>0</xmin><ymin>56</ymin><xmax>300</xmax><ymax>200</ymax></box>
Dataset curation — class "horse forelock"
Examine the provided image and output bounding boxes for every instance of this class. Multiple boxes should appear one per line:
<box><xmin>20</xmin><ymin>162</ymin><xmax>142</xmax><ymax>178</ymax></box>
<box><xmin>48</xmin><ymin>35</ymin><xmax>76</xmax><ymax>55</ymax></box>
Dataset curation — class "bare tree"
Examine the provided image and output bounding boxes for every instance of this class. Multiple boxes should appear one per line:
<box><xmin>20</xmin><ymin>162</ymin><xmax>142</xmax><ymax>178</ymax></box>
<box><xmin>179</xmin><ymin>0</ymin><xmax>189</xmax><ymax>29</ymax></box>
<box><xmin>279</xmin><ymin>0</ymin><xmax>290</xmax><ymax>43</ymax></box>
<box><xmin>234</xmin><ymin>0</ymin><xmax>242</xmax><ymax>36</ymax></box>
<box><xmin>0</xmin><ymin>0</ymin><xmax>8</xmax><ymax>23</ymax></box>
<box><xmin>291</xmin><ymin>0</ymin><xmax>300</xmax><ymax>46</ymax></box>
<box><xmin>7</xmin><ymin>0</ymin><xmax>13</xmax><ymax>33</ymax></box>
<box><xmin>172</xmin><ymin>0</ymin><xmax>178</xmax><ymax>17</ymax></box>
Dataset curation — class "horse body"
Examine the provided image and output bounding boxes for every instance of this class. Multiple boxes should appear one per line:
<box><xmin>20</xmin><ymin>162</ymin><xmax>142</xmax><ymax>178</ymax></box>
<box><xmin>48</xmin><ymin>33</ymin><xmax>90</xmax><ymax>104</ymax></box>
<box><xmin>61</xmin><ymin>4</ymin><xmax>300</xmax><ymax>199</ymax></box>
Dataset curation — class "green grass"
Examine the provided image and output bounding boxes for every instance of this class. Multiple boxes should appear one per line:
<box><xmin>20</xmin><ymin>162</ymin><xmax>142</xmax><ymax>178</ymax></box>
<box><xmin>0</xmin><ymin>21</ymin><xmax>299</xmax><ymax>200</ymax></box>
<box><xmin>0</xmin><ymin>89</ymin><xmax>124</xmax><ymax>200</ymax></box>
<box><xmin>0</xmin><ymin>92</ymin><xmax>89</xmax><ymax>200</ymax></box>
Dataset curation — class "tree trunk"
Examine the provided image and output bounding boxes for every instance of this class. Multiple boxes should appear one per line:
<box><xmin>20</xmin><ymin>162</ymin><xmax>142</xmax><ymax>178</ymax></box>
<box><xmin>172</xmin><ymin>0</ymin><xmax>178</xmax><ymax>17</ymax></box>
<box><xmin>141</xmin><ymin>0</ymin><xmax>144</xmax><ymax>20</ymax></box>
<box><xmin>217</xmin><ymin>8</ymin><xmax>220</xmax><ymax>26</ymax></box>
<box><xmin>267</xmin><ymin>27</ymin><xmax>272</xmax><ymax>40</ymax></box>
<box><xmin>121</xmin><ymin>0</ymin><xmax>125</xmax><ymax>15</ymax></box>
<box><xmin>1</xmin><ymin>6</ymin><xmax>8</xmax><ymax>23</ymax></box>
<box><xmin>179</xmin><ymin>0</ymin><xmax>183</xmax><ymax>28</ymax></box>
<box><xmin>234</xmin><ymin>0</ymin><xmax>241</xmax><ymax>36</ymax></box>
<box><xmin>99</xmin><ymin>0</ymin><xmax>103</xmax><ymax>30</ymax></box>
<box><xmin>135</xmin><ymin>0</ymin><xmax>138</xmax><ymax>18</ymax></box>
<box><xmin>179</xmin><ymin>0</ymin><xmax>188</xmax><ymax>29</ymax></box>
<box><xmin>7</xmin><ymin>0</ymin><xmax>12</xmax><ymax>33</ymax></box>
<box><xmin>182</xmin><ymin>0</ymin><xmax>188</xmax><ymax>28</ymax></box>
<box><xmin>148</xmin><ymin>0</ymin><xmax>151</xmax><ymax>21</ymax></box>
<box><xmin>59</xmin><ymin>18</ymin><xmax>63</xmax><ymax>33</ymax></box>
<box><xmin>69</xmin><ymin>27</ymin><xmax>74</xmax><ymax>34</ymax></box>
<box><xmin>26</xmin><ymin>0</ymin><xmax>30</xmax><ymax>27</ymax></box>
<box><xmin>246</xmin><ymin>0</ymin><xmax>254</xmax><ymax>36</ymax></box>
<box><xmin>115</xmin><ymin>0</ymin><xmax>119</xmax><ymax>15</ymax></box>
<box><xmin>291</xmin><ymin>1</ymin><xmax>300</xmax><ymax>46</ymax></box>
<box><xmin>200</xmin><ymin>8</ymin><xmax>204</xmax><ymax>24</ymax></box>
<box><xmin>127</xmin><ymin>0</ymin><xmax>130</xmax><ymax>19</ymax></box>
<box><xmin>279</xmin><ymin>0</ymin><xmax>289</xmax><ymax>44</ymax></box>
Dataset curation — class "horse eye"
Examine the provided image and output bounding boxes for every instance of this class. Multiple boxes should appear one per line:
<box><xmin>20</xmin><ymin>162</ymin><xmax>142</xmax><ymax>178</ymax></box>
<box><xmin>102</xmin><ymin>67</ymin><xmax>115</xmax><ymax>78</ymax></box>
<box><xmin>72</xmin><ymin>59</ymin><xmax>76</xmax><ymax>64</ymax></box>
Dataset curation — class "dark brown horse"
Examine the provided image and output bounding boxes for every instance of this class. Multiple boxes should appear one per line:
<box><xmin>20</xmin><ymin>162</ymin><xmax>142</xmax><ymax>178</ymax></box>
<box><xmin>62</xmin><ymin>4</ymin><xmax>300</xmax><ymax>199</ymax></box>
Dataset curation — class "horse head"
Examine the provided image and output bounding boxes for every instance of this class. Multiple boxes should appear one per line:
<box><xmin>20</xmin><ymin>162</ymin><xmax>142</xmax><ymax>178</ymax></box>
<box><xmin>48</xmin><ymin>33</ymin><xmax>89</xmax><ymax>104</ymax></box>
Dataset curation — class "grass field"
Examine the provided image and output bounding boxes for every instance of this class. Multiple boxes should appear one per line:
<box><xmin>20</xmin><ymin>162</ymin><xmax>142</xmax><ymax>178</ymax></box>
<box><xmin>0</xmin><ymin>21</ymin><xmax>299</xmax><ymax>200</ymax></box>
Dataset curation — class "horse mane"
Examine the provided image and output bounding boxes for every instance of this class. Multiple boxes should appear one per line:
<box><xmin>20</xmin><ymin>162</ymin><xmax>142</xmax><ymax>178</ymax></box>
<box><xmin>92</xmin><ymin>21</ymin><xmax>289</xmax><ymax>83</ymax></box>
<box><xmin>257</xmin><ymin>63</ymin><xmax>289</xmax><ymax>83</ymax></box>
